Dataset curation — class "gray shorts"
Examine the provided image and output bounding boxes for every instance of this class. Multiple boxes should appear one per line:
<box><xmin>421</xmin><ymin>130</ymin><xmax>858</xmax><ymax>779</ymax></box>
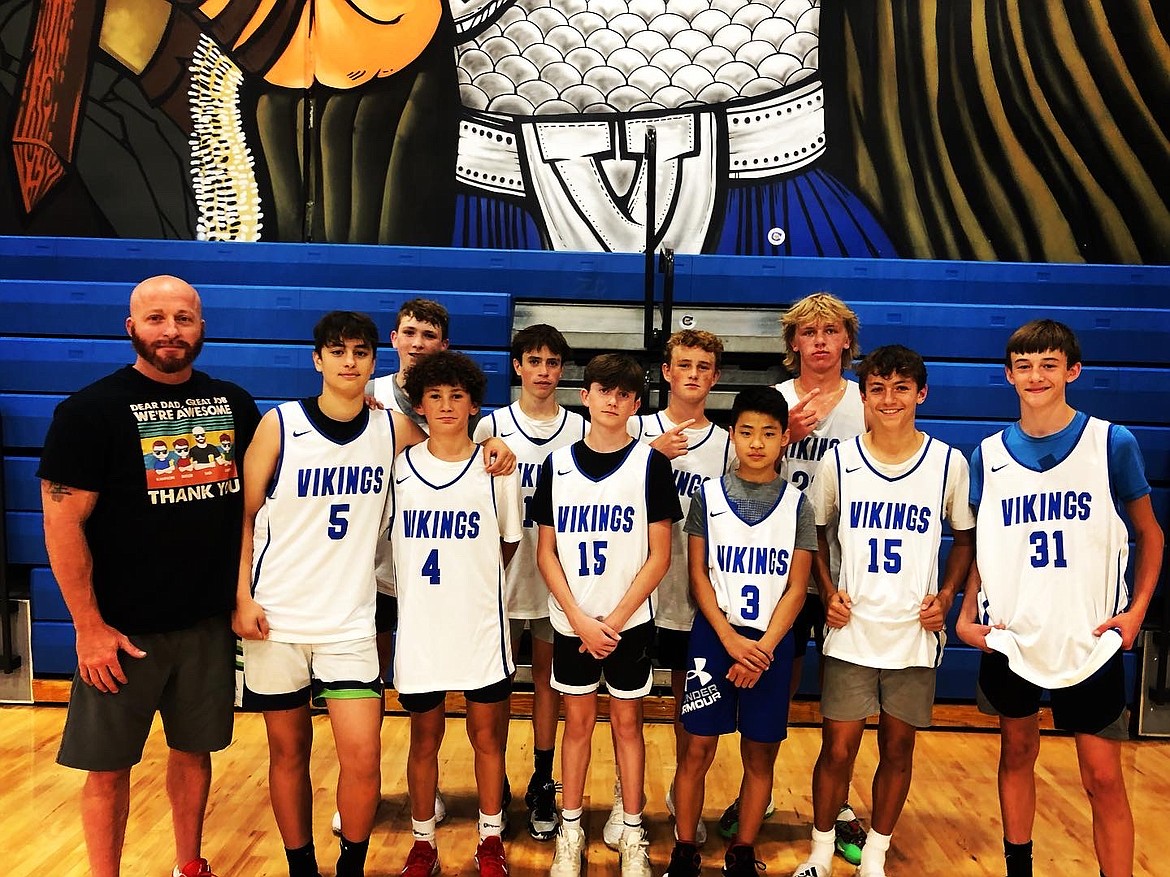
<box><xmin>57</xmin><ymin>614</ymin><xmax>235</xmax><ymax>772</ymax></box>
<box><xmin>509</xmin><ymin>616</ymin><xmax>554</xmax><ymax>645</ymax></box>
<box><xmin>820</xmin><ymin>655</ymin><xmax>936</xmax><ymax>729</ymax></box>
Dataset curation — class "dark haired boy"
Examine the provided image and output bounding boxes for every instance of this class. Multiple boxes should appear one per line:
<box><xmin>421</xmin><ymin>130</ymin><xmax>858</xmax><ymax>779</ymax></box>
<box><xmin>474</xmin><ymin>324</ymin><xmax>587</xmax><ymax>841</ymax></box>
<box><xmin>666</xmin><ymin>386</ymin><xmax>813</xmax><ymax>877</ymax></box>
<box><xmin>234</xmin><ymin>311</ymin><xmax>412</xmax><ymax>877</ymax></box>
<box><xmin>531</xmin><ymin>353</ymin><xmax>681</xmax><ymax>877</ymax></box>
<box><xmin>370</xmin><ymin>297</ymin><xmax>450</xmax><ymax>431</ymax></box>
<box><xmin>793</xmin><ymin>345</ymin><xmax>974</xmax><ymax>877</ymax></box>
<box><xmin>368</xmin><ymin>298</ymin><xmax>451</xmax><ymax>739</ymax></box>
<box><xmin>957</xmin><ymin>321</ymin><xmax>1163</xmax><ymax>877</ymax></box>
<box><xmin>393</xmin><ymin>351</ymin><xmax>524</xmax><ymax>877</ymax></box>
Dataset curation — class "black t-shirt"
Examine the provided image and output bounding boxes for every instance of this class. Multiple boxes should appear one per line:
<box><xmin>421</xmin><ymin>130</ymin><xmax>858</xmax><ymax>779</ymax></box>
<box><xmin>530</xmin><ymin>439</ymin><xmax>682</xmax><ymax>527</ymax></box>
<box><xmin>300</xmin><ymin>396</ymin><xmax>369</xmax><ymax>443</ymax></box>
<box><xmin>37</xmin><ymin>366</ymin><xmax>261</xmax><ymax>634</ymax></box>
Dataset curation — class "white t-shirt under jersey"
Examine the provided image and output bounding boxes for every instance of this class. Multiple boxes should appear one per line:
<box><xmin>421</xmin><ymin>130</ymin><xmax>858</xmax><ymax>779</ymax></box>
<box><xmin>391</xmin><ymin>442</ymin><xmax>523</xmax><ymax>693</ymax></box>
<box><xmin>777</xmin><ymin>378</ymin><xmax>865</xmax><ymax>593</ymax></box>
<box><xmin>629</xmin><ymin>412</ymin><xmax>733</xmax><ymax>630</ymax></box>
<box><xmin>474</xmin><ymin>402</ymin><xmax>588</xmax><ymax>619</ymax></box>
<box><xmin>813</xmin><ymin>434</ymin><xmax>974</xmax><ymax>669</ymax></box>
<box><xmin>251</xmin><ymin>402</ymin><xmax>395</xmax><ymax>643</ymax></box>
<box><xmin>975</xmin><ymin>417</ymin><xmax>1130</xmax><ymax>689</ymax></box>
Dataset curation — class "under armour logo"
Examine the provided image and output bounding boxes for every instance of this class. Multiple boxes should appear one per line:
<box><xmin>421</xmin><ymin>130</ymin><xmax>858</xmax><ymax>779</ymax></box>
<box><xmin>685</xmin><ymin>657</ymin><xmax>712</xmax><ymax>688</ymax></box>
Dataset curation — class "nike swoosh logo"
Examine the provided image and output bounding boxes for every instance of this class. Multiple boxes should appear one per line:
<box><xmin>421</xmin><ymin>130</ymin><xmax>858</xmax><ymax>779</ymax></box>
<box><xmin>991</xmin><ymin>463</ymin><xmax>1009</xmax><ymax>472</ymax></box>
<box><xmin>292</xmin><ymin>429</ymin><xmax>311</xmax><ymax>438</ymax></box>
<box><xmin>644</xmin><ymin>433</ymin><xmax>660</xmax><ymax>439</ymax></box>
<box><xmin>395</xmin><ymin>475</ymin><xmax>412</xmax><ymax>484</ymax></box>
<box><xmin>711</xmin><ymin>510</ymin><xmax>728</xmax><ymax>517</ymax></box>
<box><xmin>500</xmin><ymin>431</ymin><xmax>515</xmax><ymax>438</ymax></box>
<box><xmin>557</xmin><ymin>469</ymin><xmax>573</xmax><ymax>476</ymax></box>
<box><xmin>845</xmin><ymin>466</ymin><xmax>861</xmax><ymax>473</ymax></box>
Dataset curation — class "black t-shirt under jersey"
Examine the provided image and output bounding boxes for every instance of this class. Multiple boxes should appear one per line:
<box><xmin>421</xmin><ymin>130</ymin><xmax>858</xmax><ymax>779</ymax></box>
<box><xmin>38</xmin><ymin>366</ymin><xmax>260</xmax><ymax>634</ymax></box>
<box><xmin>529</xmin><ymin>438</ymin><xmax>682</xmax><ymax>527</ymax></box>
<box><xmin>299</xmin><ymin>396</ymin><xmax>369</xmax><ymax>444</ymax></box>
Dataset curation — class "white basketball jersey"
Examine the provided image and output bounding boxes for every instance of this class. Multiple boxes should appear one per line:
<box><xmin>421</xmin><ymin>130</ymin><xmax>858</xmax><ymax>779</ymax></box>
<box><xmin>631</xmin><ymin>412</ymin><xmax>733</xmax><ymax>630</ymax></box>
<box><xmin>547</xmin><ymin>441</ymin><xmax>654</xmax><ymax>635</ymax></box>
<box><xmin>251</xmin><ymin>402</ymin><xmax>395</xmax><ymax>643</ymax></box>
<box><xmin>824</xmin><ymin>436</ymin><xmax>955</xmax><ymax>669</ymax></box>
<box><xmin>777</xmin><ymin>378</ymin><xmax>864</xmax><ymax>592</ymax></box>
<box><xmin>391</xmin><ymin>443</ymin><xmax>522</xmax><ymax>693</ymax></box>
<box><xmin>701</xmin><ymin>477</ymin><xmax>803</xmax><ymax>632</ymax></box>
<box><xmin>474</xmin><ymin>403</ymin><xmax>587</xmax><ymax>619</ymax></box>
<box><xmin>977</xmin><ymin>418</ymin><xmax>1129</xmax><ymax>688</ymax></box>
<box><xmin>775</xmin><ymin>379</ymin><xmax>865</xmax><ymax>492</ymax></box>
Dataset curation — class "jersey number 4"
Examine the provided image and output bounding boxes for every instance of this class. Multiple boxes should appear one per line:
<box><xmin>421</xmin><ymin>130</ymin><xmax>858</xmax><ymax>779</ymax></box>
<box><xmin>422</xmin><ymin>549</ymin><xmax>442</xmax><ymax>584</ymax></box>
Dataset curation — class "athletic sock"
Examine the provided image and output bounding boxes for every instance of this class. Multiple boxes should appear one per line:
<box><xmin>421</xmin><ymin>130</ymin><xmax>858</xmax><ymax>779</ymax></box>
<box><xmin>285</xmin><ymin>842</ymin><xmax>321</xmax><ymax>877</ymax></box>
<box><xmin>336</xmin><ymin>836</ymin><xmax>369</xmax><ymax>877</ymax></box>
<box><xmin>562</xmin><ymin>806</ymin><xmax>584</xmax><ymax>829</ymax></box>
<box><xmin>858</xmin><ymin>829</ymin><xmax>890</xmax><ymax>877</ymax></box>
<box><xmin>479</xmin><ymin>809</ymin><xmax>504</xmax><ymax>840</ymax></box>
<box><xmin>412</xmin><ymin>816</ymin><xmax>438</xmax><ymax>848</ymax></box>
<box><xmin>622</xmin><ymin>809</ymin><xmax>644</xmax><ymax>833</ymax></box>
<box><xmin>533</xmin><ymin>747</ymin><xmax>555</xmax><ymax>784</ymax></box>
<box><xmin>809</xmin><ymin>826</ymin><xmax>836</xmax><ymax>873</ymax></box>
<box><xmin>1004</xmin><ymin>839</ymin><xmax>1033</xmax><ymax>877</ymax></box>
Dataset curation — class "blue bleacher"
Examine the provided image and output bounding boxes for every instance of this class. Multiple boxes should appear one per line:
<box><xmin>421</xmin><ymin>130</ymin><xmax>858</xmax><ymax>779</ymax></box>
<box><xmin>2</xmin><ymin>236</ymin><xmax>1166</xmax><ymax>698</ymax></box>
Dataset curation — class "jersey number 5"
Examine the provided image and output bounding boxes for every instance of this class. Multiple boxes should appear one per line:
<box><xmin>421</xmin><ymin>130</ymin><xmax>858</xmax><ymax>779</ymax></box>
<box><xmin>328</xmin><ymin>503</ymin><xmax>350</xmax><ymax>540</ymax></box>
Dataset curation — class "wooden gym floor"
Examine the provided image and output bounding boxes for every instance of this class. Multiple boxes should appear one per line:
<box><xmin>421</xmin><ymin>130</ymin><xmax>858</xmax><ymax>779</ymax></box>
<box><xmin>5</xmin><ymin>696</ymin><xmax>1169</xmax><ymax>877</ymax></box>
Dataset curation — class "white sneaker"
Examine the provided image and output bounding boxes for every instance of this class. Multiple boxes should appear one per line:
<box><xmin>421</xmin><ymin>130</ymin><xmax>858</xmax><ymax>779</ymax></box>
<box><xmin>666</xmin><ymin>782</ymin><xmax>707</xmax><ymax>846</ymax></box>
<box><xmin>618</xmin><ymin>826</ymin><xmax>652</xmax><ymax>877</ymax></box>
<box><xmin>550</xmin><ymin>824</ymin><xmax>586</xmax><ymax>877</ymax></box>
<box><xmin>792</xmin><ymin>863</ymin><xmax>830</xmax><ymax>877</ymax></box>
<box><xmin>602</xmin><ymin>783</ymin><xmax>625</xmax><ymax>849</ymax></box>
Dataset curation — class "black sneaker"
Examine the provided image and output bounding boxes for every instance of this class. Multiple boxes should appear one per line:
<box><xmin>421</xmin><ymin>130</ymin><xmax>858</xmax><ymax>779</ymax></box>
<box><xmin>722</xmin><ymin>844</ymin><xmax>765</xmax><ymax>877</ymax></box>
<box><xmin>834</xmin><ymin>804</ymin><xmax>865</xmax><ymax>866</ymax></box>
<box><xmin>498</xmin><ymin>776</ymin><xmax>512</xmax><ymax>837</ymax></box>
<box><xmin>664</xmin><ymin>842</ymin><xmax>701</xmax><ymax>877</ymax></box>
<box><xmin>525</xmin><ymin>776</ymin><xmax>560</xmax><ymax>842</ymax></box>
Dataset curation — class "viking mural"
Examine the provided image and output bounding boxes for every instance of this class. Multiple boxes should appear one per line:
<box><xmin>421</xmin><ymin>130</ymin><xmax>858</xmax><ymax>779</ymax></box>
<box><xmin>1</xmin><ymin>1</ymin><xmax>1167</xmax><ymax>263</ymax></box>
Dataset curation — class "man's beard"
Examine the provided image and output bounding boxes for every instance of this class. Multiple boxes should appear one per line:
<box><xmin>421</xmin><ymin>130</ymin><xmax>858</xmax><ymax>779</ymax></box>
<box><xmin>131</xmin><ymin>327</ymin><xmax>205</xmax><ymax>374</ymax></box>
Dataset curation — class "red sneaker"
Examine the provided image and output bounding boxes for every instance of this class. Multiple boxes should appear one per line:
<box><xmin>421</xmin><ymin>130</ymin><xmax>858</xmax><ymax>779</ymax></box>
<box><xmin>475</xmin><ymin>835</ymin><xmax>508</xmax><ymax>877</ymax></box>
<box><xmin>402</xmin><ymin>841</ymin><xmax>440</xmax><ymax>877</ymax></box>
<box><xmin>173</xmin><ymin>858</ymin><xmax>217</xmax><ymax>877</ymax></box>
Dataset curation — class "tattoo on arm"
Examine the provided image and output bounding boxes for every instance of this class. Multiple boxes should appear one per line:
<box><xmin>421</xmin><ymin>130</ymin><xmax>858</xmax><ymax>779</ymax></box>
<box><xmin>47</xmin><ymin>483</ymin><xmax>73</xmax><ymax>502</ymax></box>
